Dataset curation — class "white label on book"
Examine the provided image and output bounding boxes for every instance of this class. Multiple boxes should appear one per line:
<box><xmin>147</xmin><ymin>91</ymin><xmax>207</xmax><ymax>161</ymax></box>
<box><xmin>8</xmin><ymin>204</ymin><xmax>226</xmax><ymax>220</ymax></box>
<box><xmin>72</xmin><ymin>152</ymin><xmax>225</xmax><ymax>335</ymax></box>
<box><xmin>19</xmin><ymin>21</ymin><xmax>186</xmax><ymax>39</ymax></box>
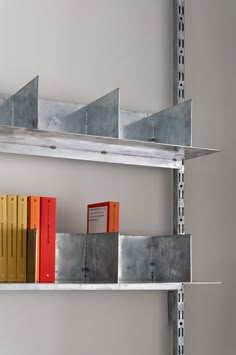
<box><xmin>88</xmin><ymin>206</ymin><xmax>108</xmax><ymax>233</ymax></box>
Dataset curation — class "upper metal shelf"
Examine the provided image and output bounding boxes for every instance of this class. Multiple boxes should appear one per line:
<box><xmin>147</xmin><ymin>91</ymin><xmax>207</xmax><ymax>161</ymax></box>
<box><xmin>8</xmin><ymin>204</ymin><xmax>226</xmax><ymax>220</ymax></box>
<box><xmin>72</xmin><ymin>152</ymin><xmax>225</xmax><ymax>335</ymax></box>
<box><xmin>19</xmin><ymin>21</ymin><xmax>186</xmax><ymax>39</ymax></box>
<box><xmin>0</xmin><ymin>125</ymin><xmax>218</xmax><ymax>169</ymax></box>
<box><xmin>0</xmin><ymin>76</ymin><xmax>219</xmax><ymax>169</ymax></box>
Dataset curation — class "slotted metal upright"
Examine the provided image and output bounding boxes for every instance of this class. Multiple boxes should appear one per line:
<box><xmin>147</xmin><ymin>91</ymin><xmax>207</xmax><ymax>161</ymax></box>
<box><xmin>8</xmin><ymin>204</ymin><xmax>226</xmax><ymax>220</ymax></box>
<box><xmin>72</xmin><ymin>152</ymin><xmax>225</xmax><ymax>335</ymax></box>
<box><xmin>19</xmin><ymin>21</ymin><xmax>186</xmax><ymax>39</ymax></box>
<box><xmin>170</xmin><ymin>1</ymin><xmax>186</xmax><ymax>355</ymax></box>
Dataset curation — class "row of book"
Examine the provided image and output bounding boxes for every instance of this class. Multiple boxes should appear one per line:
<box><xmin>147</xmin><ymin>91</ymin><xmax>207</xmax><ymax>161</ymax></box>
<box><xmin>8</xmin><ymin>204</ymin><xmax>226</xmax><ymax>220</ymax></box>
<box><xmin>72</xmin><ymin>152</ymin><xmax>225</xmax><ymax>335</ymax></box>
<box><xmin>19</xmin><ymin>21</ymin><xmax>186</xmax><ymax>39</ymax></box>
<box><xmin>0</xmin><ymin>197</ymin><xmax>119</xmax><ymax>284</ymax></box>
<box><xmin>0</xmin><ymin>195</ymin><xmax>56</xmax><ymax>283</ymax></box>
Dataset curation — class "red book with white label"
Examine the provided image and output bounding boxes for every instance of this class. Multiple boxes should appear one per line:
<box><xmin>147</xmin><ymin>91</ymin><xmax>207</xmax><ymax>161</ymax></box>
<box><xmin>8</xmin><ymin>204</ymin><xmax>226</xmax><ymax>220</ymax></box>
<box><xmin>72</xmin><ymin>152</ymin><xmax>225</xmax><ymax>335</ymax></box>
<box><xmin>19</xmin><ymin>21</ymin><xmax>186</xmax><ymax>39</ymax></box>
<box><xmin>87</xmin><ymin>201</ymin><xmax>119</xmax><ymax>233</ymax></box>
<box><xmin>39</xmin><ymin>197</ymin><xmax>56</xmax><ymax>283</ymax></box>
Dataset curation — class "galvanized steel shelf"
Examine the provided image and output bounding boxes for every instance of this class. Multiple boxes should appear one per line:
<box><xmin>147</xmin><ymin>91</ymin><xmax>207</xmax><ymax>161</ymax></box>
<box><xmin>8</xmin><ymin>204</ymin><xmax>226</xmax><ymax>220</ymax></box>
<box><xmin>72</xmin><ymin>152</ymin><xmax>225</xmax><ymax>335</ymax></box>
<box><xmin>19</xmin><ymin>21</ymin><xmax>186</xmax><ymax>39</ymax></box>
<box><xmin>0</xmin><ymin>125</ymin><xmax>218</xmax><ymax>169</ymax></box>
<box><xmin>0</xmin><ymin>282</ymin><xmax>220</xmax><ymax>291</ymax></box>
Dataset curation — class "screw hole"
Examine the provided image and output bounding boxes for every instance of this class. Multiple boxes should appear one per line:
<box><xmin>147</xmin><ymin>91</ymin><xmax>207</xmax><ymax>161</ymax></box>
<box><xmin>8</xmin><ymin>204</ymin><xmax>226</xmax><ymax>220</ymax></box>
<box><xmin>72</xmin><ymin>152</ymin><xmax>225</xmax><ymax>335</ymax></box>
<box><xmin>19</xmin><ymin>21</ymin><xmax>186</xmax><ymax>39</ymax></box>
<box><xmin>50</xmin><ymin>145</ymin><xmax>56</xmax><ymax>150</ymax></box>
<box><xmin>101</xmin><ymin>151</ymin><xmax>107</xmax><ymax>155</ymax></box>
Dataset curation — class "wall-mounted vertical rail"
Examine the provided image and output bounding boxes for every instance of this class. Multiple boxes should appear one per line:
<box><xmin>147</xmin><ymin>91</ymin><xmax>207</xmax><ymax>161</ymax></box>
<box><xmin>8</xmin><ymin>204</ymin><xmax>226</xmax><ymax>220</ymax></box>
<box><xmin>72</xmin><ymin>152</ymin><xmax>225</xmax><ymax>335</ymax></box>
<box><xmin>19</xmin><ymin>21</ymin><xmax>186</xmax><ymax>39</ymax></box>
<box><xmin>169</xmin><ymin>1</ymin><xmax>185</xmax><ymax>355</ymax></box>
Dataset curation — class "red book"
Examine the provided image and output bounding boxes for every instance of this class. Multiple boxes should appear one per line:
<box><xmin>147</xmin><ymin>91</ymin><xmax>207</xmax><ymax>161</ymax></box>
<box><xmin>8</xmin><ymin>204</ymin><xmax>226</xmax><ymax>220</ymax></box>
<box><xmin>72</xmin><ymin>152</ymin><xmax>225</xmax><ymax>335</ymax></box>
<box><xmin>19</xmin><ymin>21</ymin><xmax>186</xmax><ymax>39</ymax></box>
<box><xmin>39</xmin><ymin>197</ymin><xmax>56</xmax><ymax>283</ymax></box>
<box><xmin>87</xmin><ymin>201</ymin><xmax>119</xmax><ymax>233</ymax></box>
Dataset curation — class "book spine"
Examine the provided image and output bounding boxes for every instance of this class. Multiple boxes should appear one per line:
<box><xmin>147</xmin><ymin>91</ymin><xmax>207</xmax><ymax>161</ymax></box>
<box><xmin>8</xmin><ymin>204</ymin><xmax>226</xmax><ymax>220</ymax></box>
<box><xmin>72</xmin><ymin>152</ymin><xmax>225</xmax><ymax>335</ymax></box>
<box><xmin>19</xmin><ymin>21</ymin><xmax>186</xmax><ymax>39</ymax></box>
<box><xmin>39</xmin><ymin>197</ymin><xmax>56</xmax><ymax>283</ymax></box>
<box><xmin>7</xmin><ymin>195</ymin><xmax>17</xmax><ymax>282</ymax></box>
<box><xmin>108</xmin><ymin>202</ymin><xmax>119</xmax><ymax>232</ymax></box>
<box><xmin>26</xmin><ymin>229</ymin><xmax>38</xmax><ymax>283</ymax></box>
<box><xmin>28</xmin><ymin>196</ymin><xmax>40</xmax><ymax>282</ymax></box>
<box><xmin>17</xmin><ymin>196</ymin><xmax>27</xmax><ymax>282</ymax></box>
<box><xmin>0</xmin><ymin>195</ymin><xmax>7</xmax><ymax>282</ymax></box>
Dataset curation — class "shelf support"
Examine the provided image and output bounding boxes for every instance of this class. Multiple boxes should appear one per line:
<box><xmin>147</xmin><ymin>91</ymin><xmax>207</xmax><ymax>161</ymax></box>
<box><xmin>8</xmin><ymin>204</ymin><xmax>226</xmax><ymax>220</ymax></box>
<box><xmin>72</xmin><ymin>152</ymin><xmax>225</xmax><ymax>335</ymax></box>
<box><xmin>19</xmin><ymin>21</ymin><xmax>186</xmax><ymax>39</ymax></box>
<box><xmin>168</xmin><ymin>287</ymin><xmax>185</xmax><ymax>355</ymax></box>
<box><xmin>170</xmin><ymin>1</ymin><xmax>185</xmax><ymax>355</ymax></box>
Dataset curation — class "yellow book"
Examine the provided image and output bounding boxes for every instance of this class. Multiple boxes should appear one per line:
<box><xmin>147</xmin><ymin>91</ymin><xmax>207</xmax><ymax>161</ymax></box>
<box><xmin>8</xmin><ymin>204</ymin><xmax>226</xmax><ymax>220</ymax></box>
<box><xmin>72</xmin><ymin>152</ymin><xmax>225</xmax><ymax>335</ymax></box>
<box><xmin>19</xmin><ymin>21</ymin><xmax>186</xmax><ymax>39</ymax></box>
<box><xmin>17</xmin><ymin>196</ymin><xmax>27</xmax><ymax>282</ymax></box>
<box><xmin>7</xmin><ymin>195</ymin><xmax>17</xmax><ymax>282</ymax></box>
<box><xmin>0</xmin><ymin>195</ymin><xmax>7</xmax><ymax>282</ymax></box>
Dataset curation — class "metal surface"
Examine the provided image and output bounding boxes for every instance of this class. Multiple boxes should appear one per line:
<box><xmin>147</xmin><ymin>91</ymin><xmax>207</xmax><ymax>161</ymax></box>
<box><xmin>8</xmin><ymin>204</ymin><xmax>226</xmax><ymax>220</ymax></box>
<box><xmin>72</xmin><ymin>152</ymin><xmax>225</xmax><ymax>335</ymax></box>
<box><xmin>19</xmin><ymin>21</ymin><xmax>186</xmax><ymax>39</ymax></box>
<box><xmin>56</xmin><ymin>233</ymin><xmax>86</xmax><ymax>282</ymax></box>
<box><xmin>172</xmin><ymin>2</ymin><xmax>186</xmax><ymax>355</ymax></box>
<box><xmin>173</xmin><ymin>0</ymin><xmax>185</xmax><ymax>105</ymax></box>
<box><xmin>0</xmin><ymin>126</ymin><xmax>219</xmax><ymax>169</ymax></box>
<box><xmin>0</xmin><ymin>282</ymin><xmax>221</xmax><ymax>291</ymax></box>
<box><xmin>0</xmin><ymin>283</ymin><xmax>183</xmax><ymax>291</ymax></box>
<box><xmin>56</xmin><ymin>232</ymin><xmax>118</xmax><ymax>283</ymax></box>
<box><xmin>86</xmin><ymin>233</ymin><xmax>118</xmax><ymax>283</ymax></box>
<box><xmin>55</xmin><ymin>89</ymin><xmax>120</xmax><ymax>136</ymax></box>
<box><xmin>169</xmin><ymin>287</ymin><xmax>185</xmax><ymax>355</ymax></box>
<box><xmin>122</xmin><ymin>100</ymin><xmax>192</xmax><ymax>146</ymax></box>
<box><xmin>119</xmin><ymin>110</ymin><xmax>149</xmax><ymax>138</ymax></box>
<box><xmin>0</xmin><ymin>77</ymin><xmax>38</xmax><ymax>128</ymax></box>
<box><xmin>119</xmin><ymin>234</ymin><xmax>191</xmax><ymax>283</ymax></box>
<box><xmin>173</xmin><ymin>164</ymin><xmax>185</xmax><ymax>235</ymax></box>
<box><xmin>38</xmin><ymin>98</ymin><xmax>84</xmax><ymax>132</ymax></box>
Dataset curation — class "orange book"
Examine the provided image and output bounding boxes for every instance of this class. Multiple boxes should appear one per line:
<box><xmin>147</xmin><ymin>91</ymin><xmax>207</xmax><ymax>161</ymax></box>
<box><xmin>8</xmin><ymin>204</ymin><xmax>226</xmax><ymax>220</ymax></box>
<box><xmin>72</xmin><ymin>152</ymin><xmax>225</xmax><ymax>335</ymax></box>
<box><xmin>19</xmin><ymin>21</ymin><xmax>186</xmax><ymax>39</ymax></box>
<box><xmin>27</xmin><ymin>196</ymin><xmax>40</xmax><ymax>282</ymax></box>
<box><xmin>40</xmin><ymin>197</ymin><xmax>56</xmax><ymax>283</ymax></box>
<box><xmin>87</xmin><ymin>201</ymin><xmax>119</xmax><ymax>233</ymax></box>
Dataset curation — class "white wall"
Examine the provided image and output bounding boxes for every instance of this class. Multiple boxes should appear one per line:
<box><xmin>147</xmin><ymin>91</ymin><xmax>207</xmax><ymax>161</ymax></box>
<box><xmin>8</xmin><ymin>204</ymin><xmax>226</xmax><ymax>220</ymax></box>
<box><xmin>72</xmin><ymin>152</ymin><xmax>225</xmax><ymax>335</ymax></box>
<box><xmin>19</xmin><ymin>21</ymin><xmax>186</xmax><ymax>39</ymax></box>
<box><xmin>0</xmin><ymin>1</ymin><xmax>234</xmax><ymax>355</ymax></box>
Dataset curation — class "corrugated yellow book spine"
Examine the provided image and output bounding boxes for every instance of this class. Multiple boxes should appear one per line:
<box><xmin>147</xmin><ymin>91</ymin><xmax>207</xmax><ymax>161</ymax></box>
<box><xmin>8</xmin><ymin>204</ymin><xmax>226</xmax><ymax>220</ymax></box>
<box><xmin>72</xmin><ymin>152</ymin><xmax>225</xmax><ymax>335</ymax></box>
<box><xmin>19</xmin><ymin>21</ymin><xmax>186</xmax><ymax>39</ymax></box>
<box><xmin>7</xmin><ymin>195</ymin><xmax>17</xmax><ymax>282</ymax></box>
<box><xmin>0</xmin><ymin>195</ymin><xmax>7</xmax><ymax>282</ymax></box>
<box><xmin>17</xmin><ymin>196</ymin><xmax>27</xmax><ymax>282</ymax></box>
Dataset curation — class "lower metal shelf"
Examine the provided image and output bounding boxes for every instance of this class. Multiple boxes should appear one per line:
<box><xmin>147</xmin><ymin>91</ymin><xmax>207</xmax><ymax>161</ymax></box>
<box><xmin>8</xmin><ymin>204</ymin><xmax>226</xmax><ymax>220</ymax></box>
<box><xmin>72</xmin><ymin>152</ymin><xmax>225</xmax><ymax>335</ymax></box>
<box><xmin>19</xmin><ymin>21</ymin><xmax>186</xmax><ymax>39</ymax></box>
<box><xmin>0</xmin><ymin>282</ymin><xmax>220</xmax><ymax>291</ymax></box>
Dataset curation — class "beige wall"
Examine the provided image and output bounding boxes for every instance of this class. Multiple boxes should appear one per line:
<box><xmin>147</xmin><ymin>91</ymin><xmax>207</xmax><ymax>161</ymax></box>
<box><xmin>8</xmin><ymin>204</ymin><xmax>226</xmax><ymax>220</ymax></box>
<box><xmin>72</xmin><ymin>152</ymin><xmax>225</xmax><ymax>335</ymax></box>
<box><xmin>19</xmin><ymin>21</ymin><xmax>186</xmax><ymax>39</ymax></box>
<box><xmin>0</xmin><ymin>0</ymin><xmax>234</xmax><ymax>354</ymax></box>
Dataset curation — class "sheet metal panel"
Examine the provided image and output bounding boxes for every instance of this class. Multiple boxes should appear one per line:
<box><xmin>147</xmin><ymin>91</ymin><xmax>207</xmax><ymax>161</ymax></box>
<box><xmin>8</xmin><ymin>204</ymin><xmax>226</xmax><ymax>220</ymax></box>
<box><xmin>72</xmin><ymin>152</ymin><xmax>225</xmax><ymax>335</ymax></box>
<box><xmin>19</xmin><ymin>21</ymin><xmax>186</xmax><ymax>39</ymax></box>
<box><xmin>122</xmin><ymin>100</ymin><xmax>192</xmax><ymax>146</ymax></box>
<box><xmin>86</xmin><ymin>233</ymin><xmax>118</xmax><ymax>283</ymax></box>
<box><xmin>119</xmin><ymin>234</ymin><xmax>191</xmax><ymax>283</ymax></box>
<box><xmin>56</xmin><ymin>233</ymin><xmax>86</xmax><ymax>283</ymax></box>
<box><xmin>0</xmin><ymin>76</ymin><xmax>38</xmax><ymax>128</ymax></box>
<box><xmin>56</xmin><ymin>232</ymin><xmax>118</xmax><ymax>283</ymax></box>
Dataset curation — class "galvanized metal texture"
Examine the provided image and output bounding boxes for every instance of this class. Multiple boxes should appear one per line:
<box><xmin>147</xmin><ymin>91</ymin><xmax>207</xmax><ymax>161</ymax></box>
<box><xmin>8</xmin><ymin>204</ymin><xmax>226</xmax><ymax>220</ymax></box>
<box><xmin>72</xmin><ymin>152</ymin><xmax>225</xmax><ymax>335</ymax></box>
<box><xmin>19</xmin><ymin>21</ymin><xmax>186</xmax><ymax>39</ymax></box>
<box><xmin>38</xmin><ymin>99</ymin><xmax>84</xmax><ymax>132</ymax></box>
<box><xmin>122</xmin><ymin>100</ymin><xmax>192</xmax><ymax>146</ymax></box>
<box><xmin>0</xmin><ymin>282</ymin><xmax>221</xmax><ymax>291</ymax></box>
<box><xmin>0</xmin><ymin>283</ymin><xmax>185</xmax><ymax>291</ymax></box>
<box><xmin>119</xmin><ymin>110</ymin><xmax>149</xmax><ymax>139</ymax></box>
<box><xmin>119</xmin><ymin>234</ymin><xmax>191</xmax><ymax>283</ymax></box>
<box><xmin>0</xmin><ymin>126</ymin><xmax>219</xmax><ymax>169</ymax></box>
<box><xmin>0</xmin><ymin>76</ymin><xmax>38</xmax><ymax>128</ymax></box>
<box><xmin>86</xmin><ymin>233</ymin><xmax>118</xmax><ymax>283</ymax></box>
<box><xmin>55</xmin><ymin>89</ymin><xmax>120</xmax><ymax>137</ymax></box>
<box><xmin>56</xmin><ymin>233</ymin><xmax>118</xmax><ymax>283</ymax></box>
<box><xmin>56</xmin><ymin>233</ymin><xmax>86</xmax><ymax>283</ymax></box>
<box><xmin>0</xmin><ymin>85</ymin><xmax>193</xmax><ymax>146</ymax></box>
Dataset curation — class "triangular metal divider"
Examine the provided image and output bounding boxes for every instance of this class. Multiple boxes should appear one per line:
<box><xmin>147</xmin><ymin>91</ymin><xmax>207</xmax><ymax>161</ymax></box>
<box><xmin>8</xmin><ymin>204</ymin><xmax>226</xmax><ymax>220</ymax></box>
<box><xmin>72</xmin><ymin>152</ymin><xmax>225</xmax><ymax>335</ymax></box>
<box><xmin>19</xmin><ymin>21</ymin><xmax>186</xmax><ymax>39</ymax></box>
<box><xmin>61</xmin><ymin>88</ymin><xmax>120</xmax><ymax>137</ymax></box>
<box><xmin>0</xmin><ymin>76</ymin><xmax>39</xmax><ymax>129</ymax></box>
<box><xmin>122</xmin><ymin>100</ymin><xmax>192</xmax><ymax>146</ymax></box>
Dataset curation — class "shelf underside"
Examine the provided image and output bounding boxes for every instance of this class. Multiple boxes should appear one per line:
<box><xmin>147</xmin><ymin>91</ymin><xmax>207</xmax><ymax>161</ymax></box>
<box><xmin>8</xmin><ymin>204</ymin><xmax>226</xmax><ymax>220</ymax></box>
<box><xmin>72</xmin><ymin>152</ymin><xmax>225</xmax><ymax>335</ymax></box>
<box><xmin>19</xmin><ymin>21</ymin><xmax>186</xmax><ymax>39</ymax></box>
<box><xmin>0</xmin><ymin>126</ymin><xmax>218</xmax><ymax>169</ymax></box>
<box><xmin>0</xmin><ymin>282</ymin><xmax>220</xmax><ymax>291</ymax></box>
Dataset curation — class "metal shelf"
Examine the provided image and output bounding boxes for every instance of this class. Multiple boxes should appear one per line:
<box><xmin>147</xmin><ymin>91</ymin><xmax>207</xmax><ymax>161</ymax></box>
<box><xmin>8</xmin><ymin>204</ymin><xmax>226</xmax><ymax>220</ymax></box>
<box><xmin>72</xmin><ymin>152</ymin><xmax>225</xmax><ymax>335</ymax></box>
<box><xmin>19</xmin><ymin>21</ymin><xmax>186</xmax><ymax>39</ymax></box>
<box><xmin>0</xmin><ymin>282</ymin><xmax>221</xmax><ymax>291</ymax></box>
<box><xmin>0</xmin><ymin>126</ymin><xmax>218</xmax><ymax>169</ymax></box>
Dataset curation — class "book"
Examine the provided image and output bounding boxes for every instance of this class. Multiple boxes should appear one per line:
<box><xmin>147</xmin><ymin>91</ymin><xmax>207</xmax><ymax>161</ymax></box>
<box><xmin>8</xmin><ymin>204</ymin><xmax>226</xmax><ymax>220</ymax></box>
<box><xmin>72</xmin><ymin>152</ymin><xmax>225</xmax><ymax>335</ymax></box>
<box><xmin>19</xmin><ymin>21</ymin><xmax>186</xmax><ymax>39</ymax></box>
<box><xmin>26</xmin><ymin>229</ymin><xmax>38</xmax><ymax>282</ymax></box>
<box><xmin>16</xmin><ymin>195</ymin><xmax>27</xmax><ymax>282</ymax></box>
<box><xmin>28</xmin><ymin>196</ymin><xmax>40</xmax><ymax>282</ymax></box>
<box><xmin>7</xmin><ymin>194</ymin><xmax>17</xmax><ymax>282</ymax></box>
<box><xmin>0</xmin><ymin>195</ymin><xmax>7</xmax><ymax>282</ymax></box>
<box><xmin>87</xmin><ymin>201</ymin><xmax>119</xmax><ymax>233</ymax></box>
<box><xmin>39</xmin><ymin>197</ymin><xmax>56</xmax><ymax>283</ymax></box>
